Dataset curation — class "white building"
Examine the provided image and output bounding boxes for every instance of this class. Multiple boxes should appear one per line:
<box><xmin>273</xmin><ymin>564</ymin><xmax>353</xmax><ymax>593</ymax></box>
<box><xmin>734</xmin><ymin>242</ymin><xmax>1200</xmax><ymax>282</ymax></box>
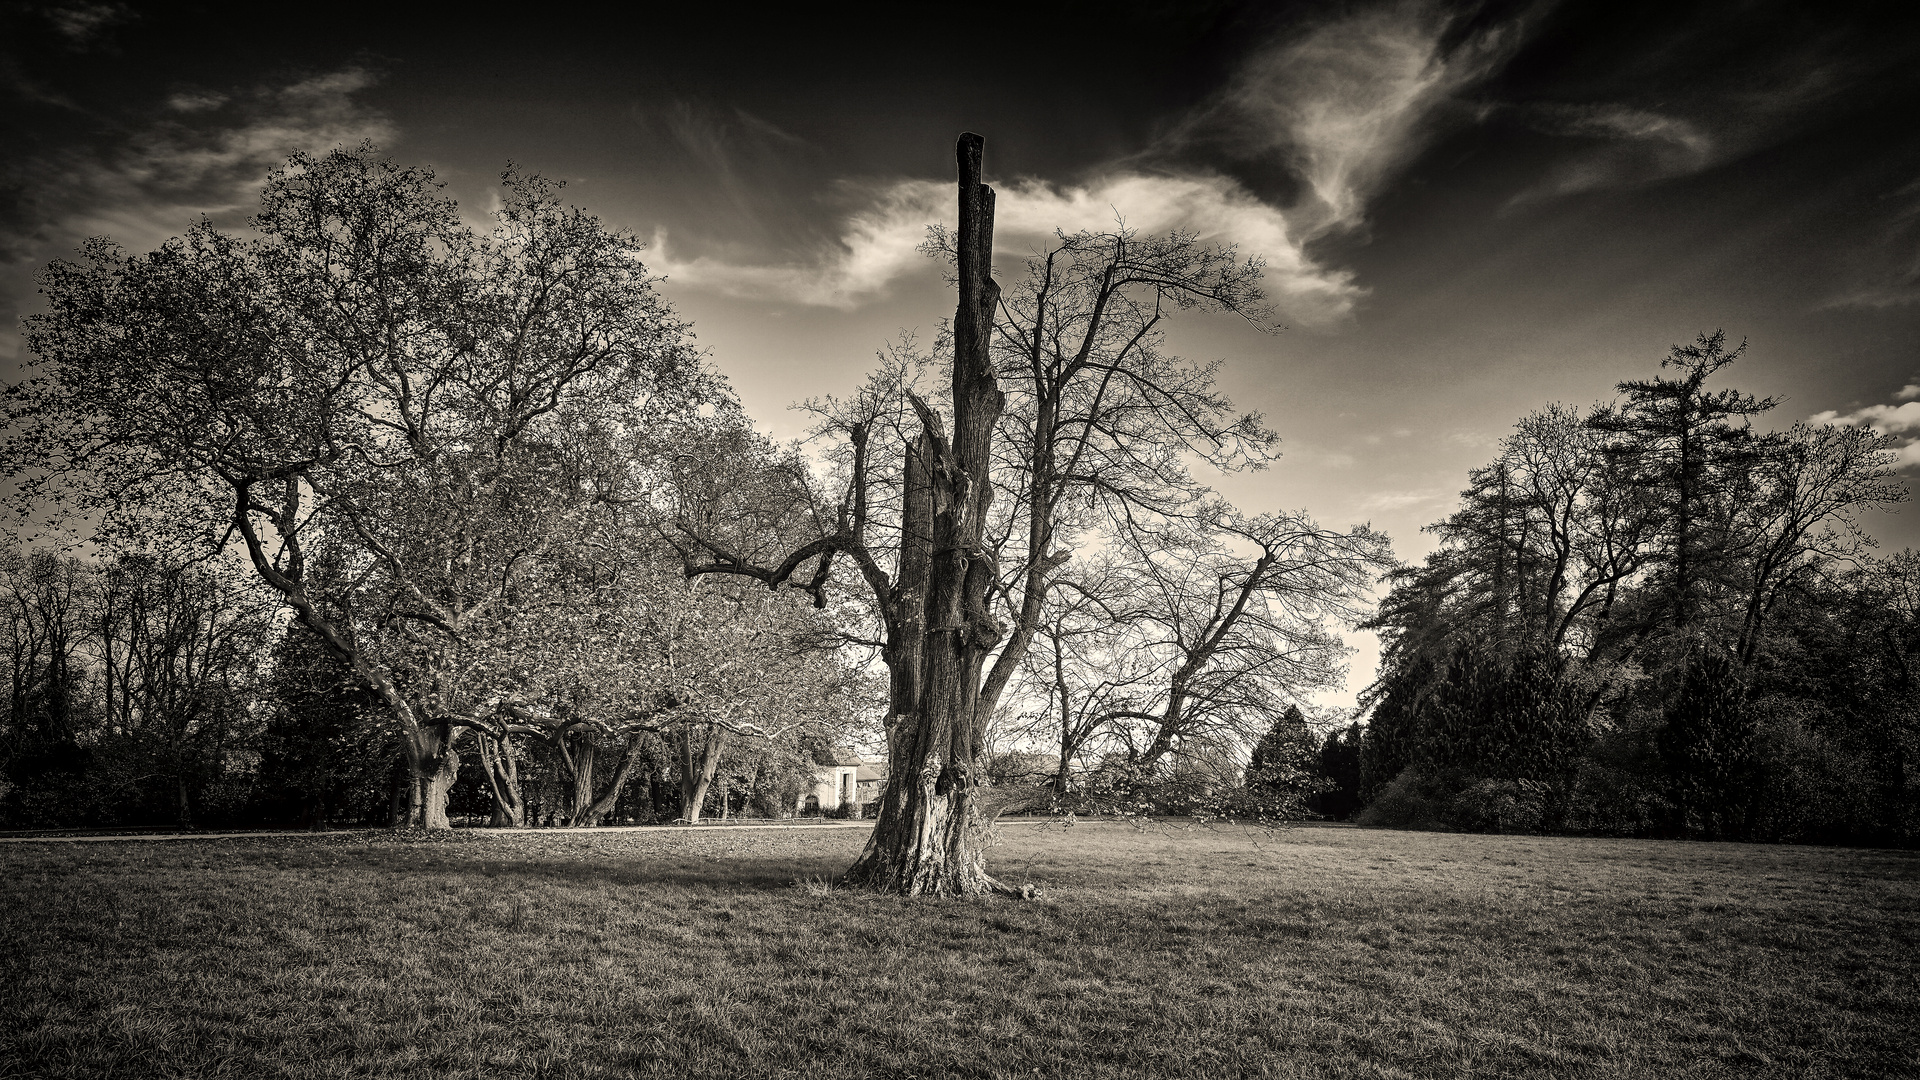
<box><xmin>798</xmin><ymin>748</ymin><xmax>863</xmax><ymax>814</ymax></box>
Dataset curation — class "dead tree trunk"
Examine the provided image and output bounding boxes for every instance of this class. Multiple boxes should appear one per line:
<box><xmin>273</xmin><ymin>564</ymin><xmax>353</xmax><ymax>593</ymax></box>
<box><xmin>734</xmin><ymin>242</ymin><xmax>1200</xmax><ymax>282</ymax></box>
<box><xmin>665</xmin><ymin>133</ymin><xmax>1034</xmax><ymax>893</ymax></box>
<box><xmin>843</xmin><ymin>133</ymin><xmax>1022</xmax><ymax>897</ymax></box>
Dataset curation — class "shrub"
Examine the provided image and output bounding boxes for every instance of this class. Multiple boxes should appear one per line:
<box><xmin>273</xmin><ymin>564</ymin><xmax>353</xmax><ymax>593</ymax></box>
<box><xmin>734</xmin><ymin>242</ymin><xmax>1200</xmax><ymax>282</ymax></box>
<box><xmin>1420</xmin><ymin>645</ymin><xmax>1594</xmax><ymax>781</ymax></box>
<box><xmin>1175</xmin><ymin>780</ymin><xmax>1325</xmax><ymax>824</ymax></box>
<box><xmin>1745</xmin><ymin>706</ymin><xmax>1880</xmax><ymax>844</ymax></box>
<box><xmin>1447</xmin><ymin>778</ymin><xmax>1550</xmax><ymax>834</ymax></box>
<box><xmin>1563</xmin><ymin>761</ymin><xmax>1675</xmax><ymax>837</ymax></box>
<box><xmin>748</xmin><ymin>789</ymin><xmax>791</xmax><ymax>819</ymax></box>
<box><xmin>1045</xmin><ymin>760</ymin><xmax>1324</xmax><ymax>824</ymax></box>
<box><xmin>1355</xmin><ymin>768</ymin><xmax>1454</xmax><ymax>830</ymax></box>
<box><xmin>1659</xmin><ymin>644</ymin><xmax>1755</xmax><ymax>838</ymax></box>
<box><xmin>1312</xmin><ymin>723</ymin><xmax>1365</xmax><ymax>820</ymax></box>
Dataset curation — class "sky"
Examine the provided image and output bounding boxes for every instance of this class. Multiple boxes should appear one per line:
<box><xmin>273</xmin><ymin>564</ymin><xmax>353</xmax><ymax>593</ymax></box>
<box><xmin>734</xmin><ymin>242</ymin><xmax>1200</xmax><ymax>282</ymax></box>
<box><xmin>4</xmin><ymin>0</ymin><xmax>1919</xmax><ymax>711</ymax></box>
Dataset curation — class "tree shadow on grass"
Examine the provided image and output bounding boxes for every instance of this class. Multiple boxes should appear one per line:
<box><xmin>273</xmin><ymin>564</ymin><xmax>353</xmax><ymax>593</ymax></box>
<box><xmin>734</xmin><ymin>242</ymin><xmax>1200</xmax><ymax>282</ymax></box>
<box><xmin>451</xmin><ymin>856</ymin><xmax>847</xmax><ymax>891</ymax></box>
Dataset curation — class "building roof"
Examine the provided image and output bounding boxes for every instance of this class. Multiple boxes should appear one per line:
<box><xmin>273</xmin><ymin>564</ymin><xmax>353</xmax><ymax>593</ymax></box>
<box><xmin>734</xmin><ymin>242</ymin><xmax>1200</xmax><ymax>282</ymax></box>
<box><xmin>855</xmin><ymin>761</ymin><xmax>888</xmax><ymax>782</ymax></box>
<box><xmin>811</xmin><ymin>747</ymin><xmax>864</xmax><ymax>768</ymax></box>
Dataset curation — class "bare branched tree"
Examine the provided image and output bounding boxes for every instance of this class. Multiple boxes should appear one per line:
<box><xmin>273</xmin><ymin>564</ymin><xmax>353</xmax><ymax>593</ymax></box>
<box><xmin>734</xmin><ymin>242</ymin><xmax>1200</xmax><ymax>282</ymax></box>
<box><xmin>663</xmin><ymin>135</ymin><xmax>1299</xmax><ymax>895</ymax></box>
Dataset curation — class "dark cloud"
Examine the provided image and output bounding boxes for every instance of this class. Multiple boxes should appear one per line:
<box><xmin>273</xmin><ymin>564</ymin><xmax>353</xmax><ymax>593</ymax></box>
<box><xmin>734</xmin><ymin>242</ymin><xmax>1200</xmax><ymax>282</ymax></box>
<box><xmin>36</xmin><ymin>1</ymin><xmax>135</xmax><ymax>48</ymax></box>
<box><xmin>1486</xmin><ymin>0</ymin><xmax>1920</xmax><ymax>203</ymax></box>
<box><xmin>0</xmin><ymin>64</ymin><xmax>391</xmax><ymax>361</ymax></box>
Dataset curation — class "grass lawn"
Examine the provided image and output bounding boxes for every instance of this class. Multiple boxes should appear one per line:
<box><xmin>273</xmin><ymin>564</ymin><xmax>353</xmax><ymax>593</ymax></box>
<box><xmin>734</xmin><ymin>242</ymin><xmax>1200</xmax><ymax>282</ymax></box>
<box><xmin>2</xmin><ymin>822</ymin><xmax>1916</xmax><ymax>1079</ymax></box>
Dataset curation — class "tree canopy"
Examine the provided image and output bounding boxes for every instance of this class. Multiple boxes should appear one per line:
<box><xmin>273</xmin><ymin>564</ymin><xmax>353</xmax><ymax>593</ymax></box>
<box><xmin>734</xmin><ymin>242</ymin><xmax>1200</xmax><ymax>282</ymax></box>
<box><xmin>1356</xmin><ymin>336</ymin><xmax>1914</xmax><ymax>843</ymax></box>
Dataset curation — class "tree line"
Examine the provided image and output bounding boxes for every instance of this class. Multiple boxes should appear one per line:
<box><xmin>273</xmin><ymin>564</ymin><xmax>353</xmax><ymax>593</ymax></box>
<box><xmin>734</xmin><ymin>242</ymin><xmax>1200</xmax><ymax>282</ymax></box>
<box><xmin>0</xmin><ymin>545</ymin><xmax>868</xmax><ymax>829</ymax></box>
<box><xmin>1353</xmin><ymin>334</ymin><xmax>1917</xmax><ymax>844</ymax></box>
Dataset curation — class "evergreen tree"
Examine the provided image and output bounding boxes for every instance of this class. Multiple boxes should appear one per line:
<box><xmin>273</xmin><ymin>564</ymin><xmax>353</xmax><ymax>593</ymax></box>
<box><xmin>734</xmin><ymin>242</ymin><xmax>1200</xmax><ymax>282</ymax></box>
<box><xmin>1358</xmin><ymin>654</ymin><xmax>1433</xmax><ymax>802</ymax></box>
<box><xmin>1312</xmin><ymin>722</ymin><xmax>1365</xmax><ymax>820</ymax></box>
<box><xmin>254</xmin><ymin>626</ymin><xmax>393</xmax><ymax>828</ymax></box>
<box><xmin>1247</xmin><ymin>704</ymin><xmax>1318</xmax><ymax>790</ymax></box>
<box><xmin>1588</xmin><ymin>331</ymin><xmax>1776</xmax><ymax>630</ymax></box>
<box><xmin>1418</xmin><ymin>644</ymin><xmax>1592</xmax><ymax>784</ymax></box>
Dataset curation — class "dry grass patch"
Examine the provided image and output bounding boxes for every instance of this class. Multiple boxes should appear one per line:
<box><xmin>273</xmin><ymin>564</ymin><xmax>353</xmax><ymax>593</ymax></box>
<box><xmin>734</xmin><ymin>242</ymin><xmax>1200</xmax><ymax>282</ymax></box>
<box><xmin>2</xmin><ymin>822</ymin><xmax>1915</xmax><ymax>1078</ymax></box>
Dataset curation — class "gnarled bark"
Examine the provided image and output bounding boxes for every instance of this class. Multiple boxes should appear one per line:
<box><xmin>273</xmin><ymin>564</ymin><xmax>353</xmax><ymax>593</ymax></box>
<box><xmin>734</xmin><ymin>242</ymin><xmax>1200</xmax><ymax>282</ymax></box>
<box><xmin>842</xmin><ymin>133</ymin><xmax>1020</xmax><ymax>897</ymax></box>
<box><xmin>402</xmin><ymin>722</ymin><xmax>456</xmax><ymax>829</ymax></box>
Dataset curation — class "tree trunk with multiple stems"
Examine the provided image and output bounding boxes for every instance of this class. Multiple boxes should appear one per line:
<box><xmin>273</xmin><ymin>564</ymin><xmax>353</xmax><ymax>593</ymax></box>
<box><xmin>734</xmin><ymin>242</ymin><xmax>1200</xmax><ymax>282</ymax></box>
<box><xmin>401</xmin><ymin>722</ymin><xmax>457</xmax><ymax>830</ymax></box>
<box><xmin>476</xmin><ymin>732</ymin><xmax>527</xmax><ymax>827</ymax></box>
<box><xmin>678</xmin><ymin>723</ymin><xmax>729</xmax><ymax>822</ymax></box>
<box><xmin>554</xmin><ymin>731</ymin><xmax>643</xmax><ymax>827</ymax></box>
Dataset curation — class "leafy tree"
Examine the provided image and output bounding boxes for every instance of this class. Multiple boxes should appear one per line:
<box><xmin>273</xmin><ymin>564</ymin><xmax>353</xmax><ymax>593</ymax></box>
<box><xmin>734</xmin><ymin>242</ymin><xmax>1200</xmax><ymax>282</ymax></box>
<box><xmin>8</xmin><ymin>146</ymin><xmax>711</xmax><ymax>828</ymax></box>
<box><xmin>1727</xmin><ymin>423</ymin><xmax>1903</xmax><ymax>664</ymax></box>
<box><xmin>654</xmin><ymin>582</ymin><xmax>865</xmax><ymax>824</ymax></box>
<box><xmin>1732</xmin><ymin>554</ymin><xmax>1920</xmax><ymax>844</ymax></box>
<box><xmin>1355</xmin><ymin>335</ymin><xmax>1910</xmax><ymax>844</ymax></box>
<box><xmin>451</xmin><ymin>553</ymin><xmax>862</xmax><ymax>826</ymax></box>
<box><xmin>1370</xmin><ymin>403</ymin><xmax>1659</xmax><ymax>669</ymax></box>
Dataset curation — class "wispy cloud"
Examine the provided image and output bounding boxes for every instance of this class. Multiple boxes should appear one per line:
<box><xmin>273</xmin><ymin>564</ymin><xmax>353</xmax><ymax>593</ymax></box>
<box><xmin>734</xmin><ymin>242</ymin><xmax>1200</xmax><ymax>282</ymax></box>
<box><xmin>165</xmin><ymin>89</ymin><xmax>229</xmax><ymax>113</ymax></box>
<box><xmin>632</xmin><ymin>100</ymin><xmax>818</xmax><ymax>245</ymax></box>
<box><xmin>1508</xmin><ymin>26</ymin><xmax>1871</xmax><ymax>204</ymax></box>
<box><xmin>654</xmin><ymin>0</ymin><xmax>1528</xmax><ymax>323</ymax></box>
<box><xmin>38</xmin><ymin>2</ymin><xmax>135</xmax><ymax>48</ymax></box>
<box><xmin>3</xmin><ymin>66</ymin><xmax>391</xmax><ymax>262</ymax></box>
<box><xmin>1511</xmin><ymin>104</ymin><xmax>1717</xmax><ymax>202</ymax></box>
<box><xmin>1811</xmin><ymin>395</ymin><xmax>1920</xmax><ymax>468</ymax></box>
<box><xmin>1359</xmin><ymin>487</ymin><xmax>1455</xmax><ymax>512</ymax></box>
<box><xmin>1811</xmin><ymin>401</ymin><xmax>1920</xmax><ymax>434</ymax></box>
<box><xmin>0</xmin><ymin>53</ymin><xmax>84</xmax><ymax>112</ymax></box>
<box><xmin>1282</xmin><ymin>441</ymin><xmax>1360</xmax><ymax>470</ymax></box>
<box><xmin>1169</xmin><ymin>0</ymin><xmax>1524</xmax><ymax>231</ymax></box>
<box><xmin>1822</xmin><ymin>176</ymin><xmax>1920</xmax><ymax>311</ymax></box>
<box><xmin>655</xmin><ymin>170</ymin><xmax>1368</xmax><ymax>318</ymax></box>
<box><xmin>651</xmin><ymin>177</ymin><xmax>946</xmax><ymax>310</ymax></box>
<box><xmin>1827</xmin><ymin>286</ymin><xmax>1920</xmax><ymax>311</ymax></box>
<box><xmin>1443</xmin><ymin>429</ymin><xmax>1500</xmax><ymax>449</ymax></box>
<box><xmin>0</xmin><ymin>66</ymin><xmax>393</xmax><ymax>361</ymax></box>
